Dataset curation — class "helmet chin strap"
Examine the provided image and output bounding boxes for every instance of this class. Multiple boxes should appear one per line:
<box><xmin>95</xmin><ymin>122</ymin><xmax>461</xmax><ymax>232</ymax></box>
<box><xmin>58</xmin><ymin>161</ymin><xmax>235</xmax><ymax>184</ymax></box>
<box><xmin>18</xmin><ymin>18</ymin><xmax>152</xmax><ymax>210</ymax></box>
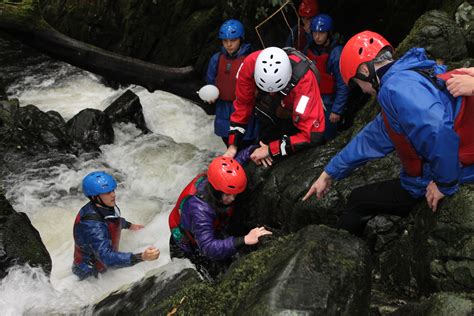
<box><xmin>353</xmin><ymin>61</ymin><xmax>380</xmax><ymax>93</ymax></box>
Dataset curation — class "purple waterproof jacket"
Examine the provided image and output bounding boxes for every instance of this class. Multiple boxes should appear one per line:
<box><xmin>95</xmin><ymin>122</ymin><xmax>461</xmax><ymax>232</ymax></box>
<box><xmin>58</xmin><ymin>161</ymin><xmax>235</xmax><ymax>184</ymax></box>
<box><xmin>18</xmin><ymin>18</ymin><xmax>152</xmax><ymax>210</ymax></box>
<box><xmin>178</xmin><ymin>146</ymin><xmax>256</xmax><ymax>260</ymax></box>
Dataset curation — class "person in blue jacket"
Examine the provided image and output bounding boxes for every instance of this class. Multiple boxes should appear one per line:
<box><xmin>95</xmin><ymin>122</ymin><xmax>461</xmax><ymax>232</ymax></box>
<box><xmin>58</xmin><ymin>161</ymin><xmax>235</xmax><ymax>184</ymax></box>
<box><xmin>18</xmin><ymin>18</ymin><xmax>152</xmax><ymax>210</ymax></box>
<box><xmin>304</xmin><ymin>14</ymin><xmax>349</xmax><ymax>141</ymax></box>
<box><xmin>206</xmin><ymin>19</ymin><xmax>259</xmax><ymax>146</ymax></box>
<box><xmin>72</xmin><ymin>171</ymin><xmax>160</xmax><ymax>280</ymax></box>
<box><xmin>169</xmin><ymin>147</ymin><xmax>271</xmax><ymax>279</ymax></box>
<box><xmin>303</xmin><ymin>30</ymin><xmax>474</xmax><ymax>236</ymax></box>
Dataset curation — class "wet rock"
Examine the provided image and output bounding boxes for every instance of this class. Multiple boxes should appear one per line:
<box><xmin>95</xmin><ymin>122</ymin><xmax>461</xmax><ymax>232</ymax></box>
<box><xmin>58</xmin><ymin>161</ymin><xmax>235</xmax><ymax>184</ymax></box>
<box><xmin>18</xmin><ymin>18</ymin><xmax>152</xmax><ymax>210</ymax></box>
<box><xmin>379</xmin><ymin>185</ymin><xmax>474</xmax><ymax>296</ymax></box>
<box><xmin>66</xmin><ymin>108</ymin><xmax>114</xmax><ymax>152</ymax></box>
<box><xmin>104</xmin><ymin>89</ymin><xmax>150</xmax><ymax>134</ymax></box>
<box><xmin>396</xmin><ymin>10</ymin><xmax>468</xmax><ymax>62</ymax></box>
<box><xmin>93</xmin><ymin>267</ymin><xmax>201</xmax><ymax>315</ymax></box>
<box><xmin>0</xmin><ymin>194</ymin><xmax>51</xmax><ymax>279</ymax></box>
<box><xmin>150</xmin><ymin>225</ymin><xmax>371</xmax><ymax>315</ymax></box>
<box><xmin>455</xmin><ymin>1</ymin><xmax>474</xmax><ymax>56</ymax></box>
<box><xmin>390</xmin><ymin>292</ymin><xmax>473</xmax><ymax>316</ymax></box>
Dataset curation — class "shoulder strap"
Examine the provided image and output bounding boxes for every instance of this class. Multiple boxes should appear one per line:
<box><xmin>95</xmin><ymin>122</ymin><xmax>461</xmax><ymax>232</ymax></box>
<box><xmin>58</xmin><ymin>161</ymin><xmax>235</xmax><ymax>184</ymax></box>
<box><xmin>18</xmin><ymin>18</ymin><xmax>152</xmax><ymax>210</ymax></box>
<box><xmin>280</xmin><ymin>47</ymin><xmax>321</xmax><ymax>97</ymax></box>
<box><xmin>411</xmin><ymin>68</ymin><xmax>445</xmax><ymax>91</ymax></box>
<box><xmin>81</xmin><ymin>213</ymin><xmax>105</xmax><ymax>222</ymax></box>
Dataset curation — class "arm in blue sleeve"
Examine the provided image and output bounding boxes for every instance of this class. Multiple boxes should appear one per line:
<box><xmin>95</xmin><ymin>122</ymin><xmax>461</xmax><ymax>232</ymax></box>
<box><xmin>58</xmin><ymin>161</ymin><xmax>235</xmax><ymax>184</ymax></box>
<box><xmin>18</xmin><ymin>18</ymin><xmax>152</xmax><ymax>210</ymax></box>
<box><xmin>205</xmin><ymin>52</ymin><xmax>220</xmax><ymax>85</ymax></box>
<box><xmin>325</xmin><ymin>114</ymin><xmax>395</xmax><ymax>180</ymax></box>
<box><xmin>329</xmin><ymin>46</ymin><xmax>350</xmax><ymax>115</ymax></box>
<box><xmin>84</xmin><ymin>221</ymin><xmax>133</xmax><ymax>268</ymax></box>
<box><xmin>188</xmin><ymin>199</ymin><xmax>237</xmax><ymax>261</ymax></box>
<box><xmin>383</xmin><ymin>77</ymin><xmax>460</xmax><ymax>195</ymax></box>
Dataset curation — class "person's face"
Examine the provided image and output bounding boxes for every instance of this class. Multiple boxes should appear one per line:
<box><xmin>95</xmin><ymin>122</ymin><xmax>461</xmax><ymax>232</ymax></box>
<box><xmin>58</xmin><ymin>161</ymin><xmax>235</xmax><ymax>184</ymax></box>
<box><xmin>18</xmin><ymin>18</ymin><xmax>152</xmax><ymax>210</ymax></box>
<box><xmin>221</xmin><ymin>193</ymin><xmax>236</xmax><ymax>205</ymax></box>
<box><xmin>98</xmin><ymin>191</ymin><xmax>116</xmax><ymax>207</ymax></box>
<box><xmin>352</xmin><ymin>77</ymin><xmax>377</xmax><ymax>96</ymax></box>
<box><xmin>301</xmin><ymin>17</ymin><xmax>312</xmax><ymax>33</ymax></box>
<box><xmin>312</xmin><ymin>31</ymin><xmax>329</xmax><ymax>46</ymax></box>
<box><xmin>222</xmin><ymin>38</ymin><xmax>241</xmax><ymax>55</ymax></box>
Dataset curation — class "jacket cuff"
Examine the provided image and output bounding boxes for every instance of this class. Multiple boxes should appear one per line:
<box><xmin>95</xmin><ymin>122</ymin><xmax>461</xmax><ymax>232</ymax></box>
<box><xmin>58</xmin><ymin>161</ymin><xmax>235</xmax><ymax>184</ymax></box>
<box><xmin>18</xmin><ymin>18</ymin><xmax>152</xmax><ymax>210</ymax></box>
<box><xmin>131</xmin><ymin>253</ymin><xmax>143</xmax><ymax>265</ymax></box>
<box><xmin>233</xmin><ymin>236</ymin><xmax>245</xmax><ymax>250</ymax></box>
<box><xmin>436</xmin><ymin>181</ymin><xmax>459</xmax><ymax>196</ymax></box>
<box><xmin>123</xmin><ymin>220</ymin><xmax>132</xmax><ymax>229</ymax></box>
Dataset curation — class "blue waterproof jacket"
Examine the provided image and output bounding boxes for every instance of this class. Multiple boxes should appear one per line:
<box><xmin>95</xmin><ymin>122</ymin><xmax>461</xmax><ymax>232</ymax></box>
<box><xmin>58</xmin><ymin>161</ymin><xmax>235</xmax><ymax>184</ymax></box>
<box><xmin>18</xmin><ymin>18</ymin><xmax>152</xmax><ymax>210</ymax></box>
<box><xmin>72</xmin><ymin>202</ymin><xmax>133</xmax><ymax>279</ymax></box>
<box><xmin>325</xmin><ymin>48</ymin><xmax>474</xmax><ymax>198</ymax></box>
<box><xmin>178</xmin><ymin>146</ymin><xmax>255</xmax><ymax>261</ymax></box>
<box><xmin>206</xmin><ymin>43</ymin><xmax>259</xmax><ymax>140</ymax></box>
<box><xmin>304</xmin><ymin>39</ymin><xmax>350</xmax><ymax>115</ymax></box>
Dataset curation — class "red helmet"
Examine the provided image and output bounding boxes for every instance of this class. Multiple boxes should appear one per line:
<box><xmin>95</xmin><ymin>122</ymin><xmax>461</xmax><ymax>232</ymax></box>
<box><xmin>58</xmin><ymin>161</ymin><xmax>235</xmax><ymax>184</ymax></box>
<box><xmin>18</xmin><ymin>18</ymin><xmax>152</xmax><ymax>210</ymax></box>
<box><xmin>207</xmin><ymin>156</ymin><xmax>247</xmax><ymax>195</ymax></box>
<box><xmin>339</xmin><ymin>30</ymin><xmax>393</xmax><ymax>85</ymax></box>
<box><xmin>298</xmin><ymin>0</ymin><xmax>319</xmax><ymax>17</ymax></box>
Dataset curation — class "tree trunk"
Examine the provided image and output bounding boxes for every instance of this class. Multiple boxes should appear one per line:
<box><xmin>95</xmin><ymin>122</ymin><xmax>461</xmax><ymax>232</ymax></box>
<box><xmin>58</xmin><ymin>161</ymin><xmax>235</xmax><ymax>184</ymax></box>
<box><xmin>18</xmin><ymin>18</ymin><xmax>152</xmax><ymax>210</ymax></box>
<box><xmin>0</xmin><ymin>0</ymin><xmax>210</xmax><ymax>111</ymax></box>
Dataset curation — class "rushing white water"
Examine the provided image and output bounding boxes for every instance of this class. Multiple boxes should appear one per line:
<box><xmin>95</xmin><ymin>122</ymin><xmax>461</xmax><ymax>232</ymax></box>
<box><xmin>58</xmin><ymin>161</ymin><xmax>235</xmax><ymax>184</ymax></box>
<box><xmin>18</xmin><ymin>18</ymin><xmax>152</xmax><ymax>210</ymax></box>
<box><xmin>1</xmin><ymin>52</ymin><xmax>225</xmax><ymax>314</ymax></box>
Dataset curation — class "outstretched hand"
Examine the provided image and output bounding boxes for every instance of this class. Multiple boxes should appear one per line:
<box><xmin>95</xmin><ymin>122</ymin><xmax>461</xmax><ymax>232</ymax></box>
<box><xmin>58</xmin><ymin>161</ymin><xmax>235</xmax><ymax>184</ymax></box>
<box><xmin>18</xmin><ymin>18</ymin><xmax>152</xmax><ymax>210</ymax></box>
<box><xmin>244</xmin><ymin>227</ymin><xmax>272</xmax><ymax>245</ymax></box>
<box><xmin>302</xmin><ymin>171</ymin><xmax>333</xmax><ymax>201</ymax></box>
<box><xmin>129</xmin><ymin>224</ymin><xmax>144</xmax><ymax>231</ymax></box>
<box><xmin>223</xmin><ymin>144</ymin><xmax>238</xmax><ymax>158</ymax></box>
<box><xmin>425</xmin><ymin>181</ymin><xmax>445</xmax><ymax>213</ymax></box>
<box><xmin>142</xmin><ymin>246</ymin><xmax>160</xmax><ymax>261</ymax></box>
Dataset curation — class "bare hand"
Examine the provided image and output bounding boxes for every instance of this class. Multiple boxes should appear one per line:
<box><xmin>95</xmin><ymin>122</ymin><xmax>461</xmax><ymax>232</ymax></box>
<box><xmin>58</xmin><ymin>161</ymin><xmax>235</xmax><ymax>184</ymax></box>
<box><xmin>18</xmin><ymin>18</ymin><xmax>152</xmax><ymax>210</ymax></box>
<box><xmin>446</xmin><ymin>73</ymin><xmax>474</xmax><ymax>97</ymax></box>
<box><xmin>425</xmin><ymin>181</ymin><xmax>445</xmax><ymax>213</ymax></box>
<box><xmin>329</xmin><ymin>112</ymin><xmax>341</xmax><ymax>123</ymax></box>
<box><xmin>142</xmin><ymin>246</ymin><xmax>160</xmax><ymax>261</ymax></box>
<box><xmin>302</xmin><ymin>171</ymin><xmax>333</xmax><ymax>201</ymax></box>
<box><xmin>223</xmin><ymin>144</ymin><xmax>238</xmax><ymax>158</ymax></box>
<box><xmin>244</xmin><ymin>227</ymin><xmax>272</xmax><ymax>245</ymax></box>
<box><xmin>251</xmin><ymin>142</ymin><xmax>273</xmax><ymax>167</ymax></box>
<box><xmin>129</xmin><ymin>223</ymin><xmax>144</xmax><ymax>231</ymax></box>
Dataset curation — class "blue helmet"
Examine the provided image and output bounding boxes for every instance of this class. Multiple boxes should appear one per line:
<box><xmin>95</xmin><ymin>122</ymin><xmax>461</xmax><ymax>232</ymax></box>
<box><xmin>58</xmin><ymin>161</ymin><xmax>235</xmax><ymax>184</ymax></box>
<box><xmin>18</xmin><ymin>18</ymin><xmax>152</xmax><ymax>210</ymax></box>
<box><xmin>82</xmin><ymin>171</ymin><xmax>117</xmax><ymax>197</ymax></box>
<box><xmin>310</xmin><ymin>14</ymin><xmax>334</xmax><ymax>32</ymax></box>
<box><xmin>218</xmin><ymin>19</ymin><xmax>245</xmax><ymax>40</ymax></box>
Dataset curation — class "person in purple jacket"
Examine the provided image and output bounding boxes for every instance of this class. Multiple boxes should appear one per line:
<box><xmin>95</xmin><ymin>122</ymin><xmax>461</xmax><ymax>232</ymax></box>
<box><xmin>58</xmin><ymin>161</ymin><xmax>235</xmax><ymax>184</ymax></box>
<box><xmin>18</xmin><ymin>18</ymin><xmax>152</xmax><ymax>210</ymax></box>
<box><xmin>169</xmin><ymin>147</ymin><xmax>272</xmax><ymax>279</ymax></box>
<box><xmin>73</xmin><ymin>171</ymin><xmax>160</xmax><ymax>280</ymax></box>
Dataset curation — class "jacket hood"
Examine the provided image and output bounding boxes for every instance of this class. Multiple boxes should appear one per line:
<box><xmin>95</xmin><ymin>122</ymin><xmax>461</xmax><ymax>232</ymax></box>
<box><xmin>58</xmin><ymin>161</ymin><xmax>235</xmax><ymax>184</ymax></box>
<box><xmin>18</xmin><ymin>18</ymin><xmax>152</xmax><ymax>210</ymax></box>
<box><xmin>380</xmin><ymin>48</ymin><xmax>438</xmax><ymax>85</ymax></box>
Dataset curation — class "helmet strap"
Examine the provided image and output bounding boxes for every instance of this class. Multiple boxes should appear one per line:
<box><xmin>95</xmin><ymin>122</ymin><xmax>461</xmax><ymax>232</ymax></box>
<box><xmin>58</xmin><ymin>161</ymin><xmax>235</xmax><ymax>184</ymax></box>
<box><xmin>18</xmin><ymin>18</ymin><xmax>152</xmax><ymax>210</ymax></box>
<box><xmin>352</xmin><ymin>61</ymin><xmax>380</xmax><ymax>92</ymax></box>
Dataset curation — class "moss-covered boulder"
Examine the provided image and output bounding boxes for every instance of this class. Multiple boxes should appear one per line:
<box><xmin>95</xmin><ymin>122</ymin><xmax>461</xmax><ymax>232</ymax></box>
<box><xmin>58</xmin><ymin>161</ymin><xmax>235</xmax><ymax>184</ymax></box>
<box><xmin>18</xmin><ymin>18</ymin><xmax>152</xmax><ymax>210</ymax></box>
<box><xmin>0</xmin><ymin>193</ymin><xmax>51</xmax><ymax>279</ymax></box>
<box><xmin>455</xmin><ymin>1</ymin><xmax>474</xmax><ymax>56</ymax></box>
<box><xmin>93</xmin><ymin>267</ymin><xmax>202</xmax><ymax>315</ymax></box>
<box><xmin>379</xmin><ymin>185</ymin><xmax>474</xmax><ymax>296</ymax></box>
<box><xmin>396</xmin><ymin>10</ymin><xmax>468</xmax><ymax>62</ymax></box>
<box><xmin>390</xmin><ymin>292</ymin><xmax>474</xmax><ymax>316</ymax></box>
<box><xmin>121</xmin><ymin>225</ymin><xmax>372</xmax><ymax>315</ymax></box>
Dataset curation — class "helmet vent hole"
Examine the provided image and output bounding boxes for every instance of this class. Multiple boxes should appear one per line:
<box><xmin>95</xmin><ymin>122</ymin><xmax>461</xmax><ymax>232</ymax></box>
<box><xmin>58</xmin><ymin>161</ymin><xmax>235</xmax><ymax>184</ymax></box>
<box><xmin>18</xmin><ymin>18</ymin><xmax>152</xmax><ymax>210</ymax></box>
<box><xmin>226</xmin><ymin>170</ymin><xmax>233</xmax><ymax>174</ymax></box>
<box><xmin>270</xmin><ymin>54</ymin><xmax>274</xmax><ymax>59</ymax></box>
<box><xmin>236</xmin><ymin>166</ymin><xmax>240</xmax><ymax>170</ymax></box>
<box><xmin>276</xmin><ymin>61</ymin><xmax>281</xmax><ymax>64</ymax></box>
<box><xmin>263</xmin><ymin>68</ymin><xmax>267</xmax><ymax>74</ymax></box>
<box><xmin>262</xmin><ymin>61</ymin><xmax>267</xmax><ymax>64</ymax></box>
<box><xmin>228</xmin><ymin>185</ymin><xmax>235</xmax><ymax>189</ymax></box>
<box><xmin>369</xmin><ymin>38</ymin><xmax>374</xmax><ymax>44</ymax></box>
<box><xmin>275</xmin><ymin>79</ymin><xmax>281</xmax><ymax>83</ymax></box>
<box><xmin>277</xmin><ymin>84</ymin><xmax>284</xmax><ymax>89</ymax></box>
<box><xmin>222</xmin><ymin>163</ymin><xmax>228</xmax><ymax>166</ymax></box>
<box><xmin>358</xmin><ymin>47</ymin><xmax>363</xmax><ymax>55</ymax></box>
<box><xmin>260</xmin><ymin>78</ymin><xmax>266</xmax><ymax>83</ymax></box>
<box><xmin>274</xmin><ymin>69</ymin><xmax>279</xmax><ymax>74</ymax></box>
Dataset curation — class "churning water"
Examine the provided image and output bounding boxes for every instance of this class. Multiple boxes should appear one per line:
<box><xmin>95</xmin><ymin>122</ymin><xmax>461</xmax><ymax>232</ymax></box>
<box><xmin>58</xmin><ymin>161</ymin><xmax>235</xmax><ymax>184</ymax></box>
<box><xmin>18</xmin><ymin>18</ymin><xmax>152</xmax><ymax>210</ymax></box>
<box><xmin>0</xmin><ymin>35</ymin><xmax>224</xmax><ymax>315</ymax></box>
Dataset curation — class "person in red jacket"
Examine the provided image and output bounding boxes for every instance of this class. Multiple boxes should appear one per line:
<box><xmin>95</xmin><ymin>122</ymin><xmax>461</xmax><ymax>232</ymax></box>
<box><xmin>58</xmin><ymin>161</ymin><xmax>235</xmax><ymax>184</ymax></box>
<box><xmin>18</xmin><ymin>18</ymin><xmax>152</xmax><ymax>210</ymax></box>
<box><xmin>224</xmin><ymin>46</ymin><xmax>325</xmax><ymax>167</ymax></box>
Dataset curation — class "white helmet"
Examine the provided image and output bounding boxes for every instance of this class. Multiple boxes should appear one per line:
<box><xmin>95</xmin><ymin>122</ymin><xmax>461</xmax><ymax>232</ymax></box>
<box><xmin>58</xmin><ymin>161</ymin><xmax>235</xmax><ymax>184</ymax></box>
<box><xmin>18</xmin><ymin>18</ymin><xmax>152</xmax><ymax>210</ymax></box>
<box><xmin>254</xmin><ymin>47</ymin><xmax>292</xmax><ymax>92</ymax></box>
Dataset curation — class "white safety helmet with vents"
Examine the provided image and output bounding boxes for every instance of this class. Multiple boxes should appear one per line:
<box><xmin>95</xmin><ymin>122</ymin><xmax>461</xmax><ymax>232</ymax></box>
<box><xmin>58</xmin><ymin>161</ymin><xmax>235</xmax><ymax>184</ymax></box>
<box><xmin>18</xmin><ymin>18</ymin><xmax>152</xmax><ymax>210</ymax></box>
<box><xmin>254</xmin><ymin>47</ymin><xmax>292</xmax><ymax>92</ymax></box>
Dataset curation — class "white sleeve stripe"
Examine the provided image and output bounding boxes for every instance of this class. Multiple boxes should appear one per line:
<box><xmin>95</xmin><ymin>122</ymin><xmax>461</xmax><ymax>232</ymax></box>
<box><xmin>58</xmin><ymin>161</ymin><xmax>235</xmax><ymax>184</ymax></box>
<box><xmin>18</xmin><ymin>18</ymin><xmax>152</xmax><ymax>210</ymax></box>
<box><xmin>295</xmin><ymin>95</ymin><xmax>309</xmax><ymax>114</ymax></box>
<box><xmin>230</xmin><ymin>126</ymin><xmax>246</xmax><ymax>134</ymax></box>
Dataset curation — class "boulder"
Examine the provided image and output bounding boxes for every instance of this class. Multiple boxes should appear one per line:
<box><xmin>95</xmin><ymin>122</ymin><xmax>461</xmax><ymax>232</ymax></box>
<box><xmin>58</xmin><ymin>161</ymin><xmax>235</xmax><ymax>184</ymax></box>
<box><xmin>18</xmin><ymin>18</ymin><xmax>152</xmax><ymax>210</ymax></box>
<box><xmin>146</xmin><ymin>225</ymin><xmax>371</xmax><ymax>315</ymax></box>
<box><xmin>0</xmin><ymin>194</ymin><xmax>51</xmax><ymax>279</ymax></box>
<box><xmin>396</xmin><ymin>10</ymin><xmax>468</xmax><ymax>62</ymax></box>
<box><xmin>104</xmin><ymin>89</ymin><xmax>150</xmax><ymax>134</ymax></box>
<box><xmin>455</xmin><ymin>1</ymin><xmax>474</xmax><ymax>56</ymax></box>
<box><xmin>390</xmin><ymin>292</ymin><xmax>473</xmax><ymax>316</ymax></box>
<box><xmin>66</xmin><ymin>108</ymin><xmax>114</xmax><ymax>152</ymax></box>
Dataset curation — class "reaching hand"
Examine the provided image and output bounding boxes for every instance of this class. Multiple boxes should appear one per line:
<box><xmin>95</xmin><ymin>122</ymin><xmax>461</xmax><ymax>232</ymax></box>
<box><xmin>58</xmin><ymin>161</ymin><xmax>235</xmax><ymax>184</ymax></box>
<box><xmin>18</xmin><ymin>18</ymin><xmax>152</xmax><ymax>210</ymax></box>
<box><xmin>129</xmin><ymin>224</ymin><xmax>144</xmax><ymax>231</ymax></box>
<box><xmin>446</xmin><ymin>72</ymin><xmax>474</xmax><ymax>97</ymax></box>
<box><xmin>250</xmin><ymin>142</ymin><xmax>273</xmax><ymax>167</ymax></box>
<box><xmin>302</xmin><ymin>171</ymin><xmax>333</xmax><ymax>201</ymax></box>
<box><xmin>141</xmin><ymin>246</ymin><xmax>160</xmax><ymax>261</ymax></box>
<box><xmin>223</xmin><ymin>144</ymin><xmax>238</xmax><ymax>158</ymax></box>
<box><xmin>425</xmin><ymin>181</ymin><xmax>445</xmax><ymax>213</ymax></box>
<box><xmin>244</xmin><ymin>227</ymin><xmax>272</xmax><ymax>245</ymax></box>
